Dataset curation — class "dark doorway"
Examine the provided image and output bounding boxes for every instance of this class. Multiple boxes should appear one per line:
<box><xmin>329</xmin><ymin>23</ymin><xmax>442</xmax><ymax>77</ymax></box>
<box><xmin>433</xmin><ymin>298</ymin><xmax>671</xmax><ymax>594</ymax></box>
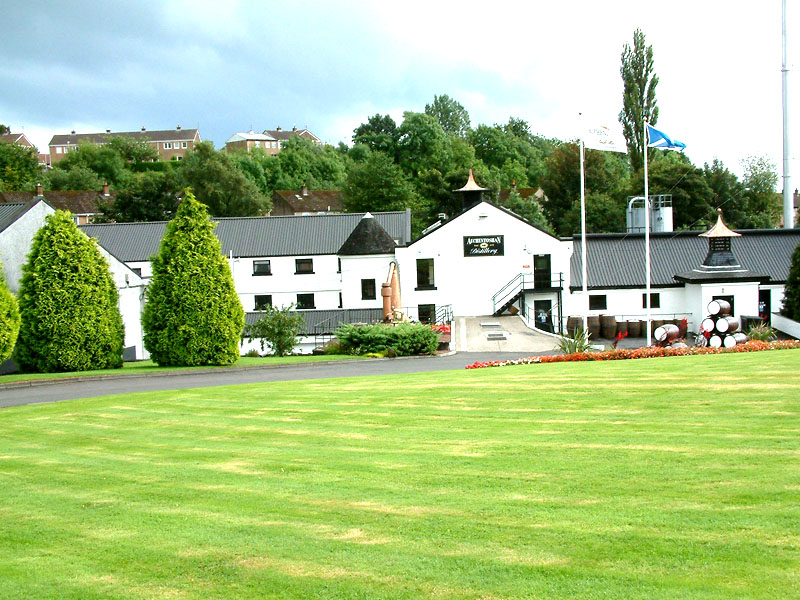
<box><xmin>534</xmin><ymin>254</ymin><xmax>551</xmax><ymax>289</ymax></box>
<box><xmin>534</xmin><ymin>300</ymin><xmax>553</xmax><ymax>333</ymax></box>
<box><xmin>759</xmin><ymin>290</ymin><xmax>771</xmax><ymax>323</ymax></box>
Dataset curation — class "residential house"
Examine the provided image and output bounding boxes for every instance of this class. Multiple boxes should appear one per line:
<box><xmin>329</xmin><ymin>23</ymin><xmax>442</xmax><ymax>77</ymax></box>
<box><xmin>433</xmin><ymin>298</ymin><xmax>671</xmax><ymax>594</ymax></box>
<box><xmin>225</xmin><ymin>131</ymin><xmax>280</xmax><ymax>154</ymax></box>
<box><xmin>48</xmin><ymin>126</ymin><xmax>201</xmax><ymax>163</ymax></box>
<box><xmin>270</xmin><ymin>185</ymin><xmax>344</xmax><ymax>216</ymax></box>
<box><xmin>1</xmin><ymin>130</ymin><xmax>50</xmax><ymax>168</ymax></box>
<box><xmin>0</xmin><ymin>183</ymin><xmax>113</xmax><ymax>225</ymax></box>
<box><xmin>263</xmin><ymin>126</ymin><xmax>322</xmax><ymax>150</ymax></box>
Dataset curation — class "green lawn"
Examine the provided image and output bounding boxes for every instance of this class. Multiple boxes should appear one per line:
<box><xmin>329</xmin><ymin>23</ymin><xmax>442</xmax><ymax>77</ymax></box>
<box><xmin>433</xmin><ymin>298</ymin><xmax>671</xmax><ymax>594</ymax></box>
<box><xmin>1</xmin><ymin>351</ymin><xmax>798</xmax><ymax>599</ymax></box>
<box><xmin>0</xmin><ymin>354</ymin><xmax>360</xmax><ymax>384</ymax></box>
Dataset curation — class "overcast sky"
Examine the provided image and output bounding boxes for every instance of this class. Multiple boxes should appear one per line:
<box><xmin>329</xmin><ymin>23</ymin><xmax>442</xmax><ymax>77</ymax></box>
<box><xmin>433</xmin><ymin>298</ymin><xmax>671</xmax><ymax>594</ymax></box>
<box><xmin>2</xmin><ymin>1</ymin><xmax>796</xmax><ymax>184</ymax></box>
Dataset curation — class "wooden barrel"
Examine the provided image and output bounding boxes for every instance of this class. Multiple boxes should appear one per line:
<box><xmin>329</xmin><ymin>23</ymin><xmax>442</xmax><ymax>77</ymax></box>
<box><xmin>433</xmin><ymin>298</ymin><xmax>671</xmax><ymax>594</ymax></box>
<box><xmin>652</xmin><ymin>319</ymin><xmax>666</xmax><ymax>331</ymax></box>
<box><xmin>587</xmin><ymin>316</ymin><xmax>601</xmax><ymax>340</ymax></box>
<box><xmin>708</xmin><ymin>299</ymin><xmax>732</xmax><ymax>316</ymax></box>
<box><xmin>723</xmin><ymin>334</ymin><xmax>737</xmax><ymax>348</ymax></box>
<box><xmin>654</xmin><ymin>323</ymin><xmax>680</xmax><ymax>343</ymax></box>
<box><xmin>709</xmin><ymin>334</ymin><xmax>723</xmax><ymax>348</ymax></box>
<box><xmin>616</xmin><ymin>321</ymin><xmax>628</xmax><ymax>336</ymax></box>
<box><xmin>600</xmin><ymin>315</ymin><xmax>617</xmax><ymax>339</ymax></box>
<box><xmin>639</xmin><ymin>320</ymin><xmax>648</xmax><ymax>338</ymax></box>
<box><xmin>566</xmin><ymin>316</ymin><xmax>582</xmax><ymax>337</ymax></box>
<box><xmin>627</xmin><ymin>320</ymin><xmax>641</xmax><ymax>337</ymax></box>
<box><xmin>701</xmin><ymin>317</ymin><xmax>716</xmax><ymax>333</ymax></box>
<box><xmin>732</xmin><ymin>332</ymin><xmax>748</xmax><ymax>345</ymax></box>
<box><xmin>716</xmin><ymin>316</ymin><xmax>740</xmax><ymax>333</ymax></box>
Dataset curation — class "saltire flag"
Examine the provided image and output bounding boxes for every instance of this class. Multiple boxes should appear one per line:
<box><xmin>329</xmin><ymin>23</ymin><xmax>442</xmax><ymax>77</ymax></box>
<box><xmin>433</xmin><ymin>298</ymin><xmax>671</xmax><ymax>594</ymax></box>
<box><xmin>583</xmin><ymin>124</ymin><xmax>627</xmax><ymax>153</ymax></box>
<box><xmin>646</xmin><ymin>123</ymin><xmax>686</xmax><ymax>150</ymax></box>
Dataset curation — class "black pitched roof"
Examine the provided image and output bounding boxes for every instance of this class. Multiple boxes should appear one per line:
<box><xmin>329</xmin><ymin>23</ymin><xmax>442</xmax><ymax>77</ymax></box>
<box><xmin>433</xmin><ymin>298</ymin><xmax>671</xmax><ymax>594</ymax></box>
<box><xmin>569</xmin><ymin>229</ymin><xmax>800</xmax><ymax>290</ymax></box>
<box><xmin>338</xmin><ymin>214</ymin><xmax>397</xmax><ymax>255</ymax></box>
<box><xmin>49</xmin><ymin>129</ymin><xmax>200</xmax><ymax>146</ymax></box>
<box><xmin>80</xmin><ymin>211</ymin><xmax>411</xmax><ymax>262</ymax></box>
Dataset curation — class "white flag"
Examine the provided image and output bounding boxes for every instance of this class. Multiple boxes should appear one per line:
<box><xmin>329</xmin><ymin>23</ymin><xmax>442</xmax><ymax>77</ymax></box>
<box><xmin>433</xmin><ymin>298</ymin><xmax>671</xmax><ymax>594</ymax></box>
<box><xmin>583</xmin><ymin>124</ymin><xmax>627</xmax><ymax>153</ymax></box>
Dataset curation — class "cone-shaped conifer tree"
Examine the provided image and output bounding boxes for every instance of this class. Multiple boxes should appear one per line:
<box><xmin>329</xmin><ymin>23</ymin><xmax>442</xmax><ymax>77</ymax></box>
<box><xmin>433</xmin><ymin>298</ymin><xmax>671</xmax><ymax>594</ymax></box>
<box><xmin>142</xmin><ymin>192</ymin><xmax>244</xmax><ymax>365</ymax></box>
<box><xmin>15</xmin><ymin>211</ymin><xmax>124</xmax><ymax>372</ymax></box>
<box><xmin>0</xmin><ymin>261</ymin><xmax>20</xmax><ymax>363</ymax></box>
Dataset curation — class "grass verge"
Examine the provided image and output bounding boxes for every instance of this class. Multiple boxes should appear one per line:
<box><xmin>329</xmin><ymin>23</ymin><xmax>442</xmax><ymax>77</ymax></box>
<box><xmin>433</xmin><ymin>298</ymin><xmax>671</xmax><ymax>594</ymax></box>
<box><xmin>1</xmin><ymin>350</ymin><xmax>798</xmax><ymax>599</ymax></box>
<box><xmin>0</xmin><ymin>354</ymin><xmax>361</xmax><ymax>385</ymax></box>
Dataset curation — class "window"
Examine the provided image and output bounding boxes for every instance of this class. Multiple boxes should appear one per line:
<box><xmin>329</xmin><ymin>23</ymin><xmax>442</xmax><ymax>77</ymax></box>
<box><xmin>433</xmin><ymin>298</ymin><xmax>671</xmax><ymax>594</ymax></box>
<box><xmin>56</xmin><ymin>147</ymin><xmax>62</xmax><ymax>154</ymax></box>
<box><xmin>419</xmin><ymin>304</ymin><xmax>436</xmax><ymax>324</ymax></box>
<box><xmin>181</xmin><ymin>141</ymin><xmax>187</xmax><ymax>148</ymax></box>
<box><xmin>361</xmin><ymin>279</ymin><xmax>376</xmax><ymax>300</ymax></box>
<box><xmin>337</xmin><ymin>258</ymin><xmax>341</xmax><ymax>273</ymax></box>
<box><xmin>253</xmin><ymin>260</ymin><xmax>271</xmax><ymax>276</ymax></box>
<box><xmin>642</xmin><ymin>293</ymin><xmax>660</xmax><ymax>309</ymax></box>
<box><xmin>589</xmin><ymin>295</ymin><xmax>607</xmax><ymax>311</ymax></box>
<box><xmin>339</xmin><ymin>292</ymin><xmax>343</xmax><ymax>308</ymax></box>
<box><xmin>131</xmin><ymin>268</ymin><xmax>142</xmax><ymax>277</ymax></box>
<box><xmin>254</xmin><ymin>295</ymin><xmax>272</xmax><ymax>310</ymax></box>
<box><xmin>295</xmin><ymin>258</ymin><xmax>313</xmax><ymax>274</ymax></box>
<box><xmin>163</xmin><ymin>142</ymin><xmax>172</xmax><ymax>149</ymax></box>
<box><xmin>416</xmin><ymin>258</ymin><xmax>435</xmax><ymax>290</ymax></box>
<box><xmin>296</xmin><ymin>293</ymin><xmax>315</xmax><ymax>309</ymax></box>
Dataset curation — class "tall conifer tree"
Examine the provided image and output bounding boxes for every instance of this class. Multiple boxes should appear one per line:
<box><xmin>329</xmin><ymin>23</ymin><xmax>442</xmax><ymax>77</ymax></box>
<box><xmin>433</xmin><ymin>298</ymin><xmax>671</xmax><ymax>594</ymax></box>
<box><xmin>142</xmin><ymin>192</ymin><xmax>244</xmax><ymax>366</ymax></box>
<box><xmin>619</xmin><ymin>28</ymin><xmax>659</xmax><ymax>172</ymax></box>
<box><xmin>0</xmin><ymin>261</ymin><xmax>20</xmax><ymax>363</ymax></box>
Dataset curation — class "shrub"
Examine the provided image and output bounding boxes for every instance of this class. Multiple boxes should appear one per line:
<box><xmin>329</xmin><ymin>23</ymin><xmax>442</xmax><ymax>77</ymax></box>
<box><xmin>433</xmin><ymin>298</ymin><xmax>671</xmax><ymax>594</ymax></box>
<box><xmin>0</xmin><ymin>261</ymin><xmax>20</xmax><ymax>363</ymax></box>
<box><xmin>746</xmin><ymin>323</ymin><xmax>777</xmax><ymax>341</ymax></box>
<box><xmin>14</xmin><ymin>211</ymin><xmax>124</xmax><ymax>372</ymax></box>
<box><xmin>335</xmin><ymin>322</ymin><xmax>438</xmax><ymax>356</ymax></box>
<box><xmin>142</xmin><ymin>192</ymin><xmax>244</xmax><ymax>366</ymax></box>
<box><xmin>556</xmin><ymin>328</ymin><xmax>592</xmax><ymax>354</ymax></box>
<box><xmin>243</xmin><ymin>305</ymin><xmax>306</xmax><ymax>357</ymax></box>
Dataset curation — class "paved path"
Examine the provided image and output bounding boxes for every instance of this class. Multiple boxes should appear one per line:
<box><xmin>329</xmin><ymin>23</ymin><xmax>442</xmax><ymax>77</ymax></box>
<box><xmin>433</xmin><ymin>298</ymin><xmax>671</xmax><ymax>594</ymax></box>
<box><xmin>455</xmin><ymin>316</ymin><xmax>560</xmax><ymax>353</ymax></box>
<box><xmin>0</xmin><ymin>352</ymin><xmax>546</xmax><ymax>409</ymax></box>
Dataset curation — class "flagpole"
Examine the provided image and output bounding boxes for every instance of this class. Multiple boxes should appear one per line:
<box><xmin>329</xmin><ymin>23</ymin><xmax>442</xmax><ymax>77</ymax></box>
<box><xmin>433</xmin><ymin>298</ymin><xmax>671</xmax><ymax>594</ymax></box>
<box><xmin>580</xmin><ymin>135</ymin><xmax>589</xmax><ymax>334</ymax></box>
<box><xmin>643</xmin><ymin>121</ymin><xmax>652</xmax><ymax>346</ymax></box>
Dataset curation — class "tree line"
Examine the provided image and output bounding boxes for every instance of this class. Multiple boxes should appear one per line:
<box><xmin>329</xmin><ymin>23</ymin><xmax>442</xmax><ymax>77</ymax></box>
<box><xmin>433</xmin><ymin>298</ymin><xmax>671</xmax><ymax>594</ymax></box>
<box><xmin>0</xmin><ymin>31</ymin><xmax>784</xmax><ymax>237</ymax></box>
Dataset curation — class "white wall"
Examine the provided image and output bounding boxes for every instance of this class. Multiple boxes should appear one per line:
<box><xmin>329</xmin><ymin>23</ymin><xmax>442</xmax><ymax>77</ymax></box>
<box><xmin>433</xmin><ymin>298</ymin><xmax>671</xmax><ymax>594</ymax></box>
<box><xmin>340</xmin><ymin>254</ymin><xmax>395</xmax><ymax>310</ymax></box>
<box><xmin>0</xmin><ymin>201</ymin><xmax>55</xmax><ymax>293</ymax></box>
<box><xmin>563</xmin><ymin>287</ymin><xmax>694</xmax><ymax>329</ymax></box>
<box><xmin>396</xmin><ymin>203</ymin><xmax>568</xmax><ymax>317</ymax></box>
<box><xmin>96</xmin><ymin>246</ymin><xmax>147</xmax><ymax>360</ymax></box>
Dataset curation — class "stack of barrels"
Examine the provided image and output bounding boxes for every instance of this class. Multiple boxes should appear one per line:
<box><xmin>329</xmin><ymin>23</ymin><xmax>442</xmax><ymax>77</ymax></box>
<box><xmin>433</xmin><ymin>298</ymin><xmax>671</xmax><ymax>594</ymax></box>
<box><xmin>700</xmin><ymin>299</ymin><xmax>748</xmax><ymax>348</ymax></box>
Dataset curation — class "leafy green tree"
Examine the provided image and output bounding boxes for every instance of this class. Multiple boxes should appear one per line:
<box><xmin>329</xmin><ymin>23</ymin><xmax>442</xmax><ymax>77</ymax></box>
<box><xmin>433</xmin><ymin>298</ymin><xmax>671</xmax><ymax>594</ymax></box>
<box><xmin>781</xmin><ymin>241</ymin><xmax>800</xmax><ymax>321</ymax></box>
<box><xmin>178</xmin><ymin>141</ymin><xmax>269</xmax><ymax>216</ymax></box>
<box><xmin>425</xmin><ymin>94</ymin><xmax>471</xmax><ymax>137</ymax></box>
<box><xmin>702</xmin><ymin>159</ymin><xmax>748</xmax><ymax>227</ymax></box>
<box><xmin>0</xmin><ymin>261</ymin><xmax>20</xmax><ymax>363</ymax></box>
<box><xmin>352</xmin><ymin>114</ymin><xmax>399</xmax><ymax>156</ymax></box>
<box><xmin>0</xmin><ymin>124</ymin><xmax>10</xmax><ymax>135</ymax></box>
<box><xmin>44</xmin><ymin>165</ymin><xmax>104</xmax><ymax>192</ymax></box>
<box><xmin>272</xmin><ymin>137</ymin><xmax>347</xmax><ymax>190</ymax></box>
<box><xmin>396</xmin><ymin>112</ymin><xmax>448</xmax><ymax>175</ymax></box>
<box><xmin>740</xmin><ymin>156</ymin><xmax>781</xmax><ymax>228</ymax></box>
<box><xmin>14</xmin><ymin>211</ymin><xmax>124</xmax><ymax>372</ymax></box>
<box><xmin>52</xmin><ymin>142</ymin><xmax>129</xmax><ymax>188</ymax></box>
<box><xmin>106</xmin><ymin>136</ymin><xmax>159</xmax><ymax>163</ymax></box>
<box><xmin>142</xmin><ymin>193</ymin><xmax>244</xmax><ymax>366</ymax></box>
<box><xmin>243</xmin><ymin>304</ymin><xmax>306</xmax><ymax>356</ymax></box>
<box><xmin>540</xmin><ymin>142</ymin><xmax>628</xmax><ymax>236</ymax></box>
<box><xmin>344</xmin><ymin>149</ymin><xmax>418</xmax><ymax>214</ymax></box>
<box><xmin>99</xmin><ymin>171</ymin><xmax>180</xmax><ymax>222</ymax></box>
<box><xmin>0</xmin><ymin>142</ymin><xmax>41</xmax><ymax>191</ymax></box>
<box><xmin>619</xmin><ymin>28</ymin><xmax>659</xmax><ymax>172</ymax></box>
<box><xmin>503</xmin><ymin>191</ymin><xmax>554</xmax><ymax>233</ymax></box>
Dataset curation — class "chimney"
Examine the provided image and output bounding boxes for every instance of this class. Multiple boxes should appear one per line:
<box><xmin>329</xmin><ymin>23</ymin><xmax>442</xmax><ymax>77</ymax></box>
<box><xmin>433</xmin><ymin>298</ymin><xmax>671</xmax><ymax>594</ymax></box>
<box><xmin>106</xmin><ymin>129</ymin><xmax>111</xmax><ymax>134</ymax></box>
<box><xmin>102</xmin><ymin>181</ymin><xmax>110</xmax><ymax>196</ymax></box>
<box><xmin>176</xmin><ymin>125</ymin><xmax>181</xmax><ymax>130</ymax></box>
<box><xmin>301</xmin><ymin>183</ymin><xmax>308</xmax><ymax>196</ymax></box>
<box><xmin>71</xmin><ymin>130</ymin><xmax>76</xmax><ymax>135</ymax></box>
<box><xmin>276</xmin><ymin>126</ymin><xmax>282</xmax><ymax>132</ymax></box>
<box><xmin>36</xmin><ymin>182</ymin><xmax>43</xmax><ymax>197</ymax></box>
<box><xmin>453</xmin><ymin>169</ymin><xmax>489</xmax><ymax>211</ymax></box>
<box><xmin>292</xmin><ymin>126</ymin><xmax>297</xmax><ymax>132</ymax></box>
<box><xmin>141</xmin><ymin>126</ymin><xmax>146</xmax><ymax>131</ymax></box>
<box><xmin>511</xmin><ymin>180</ymin><xmax>517</xmax><ymax>193</ymax></box>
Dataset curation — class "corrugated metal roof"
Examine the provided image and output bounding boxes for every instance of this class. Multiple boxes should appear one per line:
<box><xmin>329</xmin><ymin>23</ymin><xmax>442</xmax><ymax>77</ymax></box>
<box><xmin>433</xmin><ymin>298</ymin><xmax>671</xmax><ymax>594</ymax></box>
<box><xmin>570</xmin><ymin>229</ymin><xmax>800</xmax><ymax>289</ymax></box>
<box><xmin>0</xmin><ymin>202</ymin><xmax>32</xmax><ymax>233</ymax></box>
<box><xmin>49</xmin><ymin>129</ymin><xmax>200</xmax><ymax>146</ymax></box>
<box><xmin>80</xmin><ymin>211</ymin><xmax>411</xmax><ymax>262</ymax></box>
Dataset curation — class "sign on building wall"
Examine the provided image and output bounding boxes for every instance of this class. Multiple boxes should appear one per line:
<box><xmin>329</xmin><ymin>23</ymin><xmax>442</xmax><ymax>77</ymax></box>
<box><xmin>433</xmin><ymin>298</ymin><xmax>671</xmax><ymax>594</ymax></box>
<box><xmin>463</xmin><ymin>235</ymin><xmax>504</xmax><ymax>257</ymax></box>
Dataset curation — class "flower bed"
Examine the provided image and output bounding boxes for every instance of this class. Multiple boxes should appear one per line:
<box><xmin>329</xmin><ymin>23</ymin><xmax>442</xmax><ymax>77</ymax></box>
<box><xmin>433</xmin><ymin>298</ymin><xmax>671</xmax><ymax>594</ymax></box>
<box><xmin>430</xmin><ymin>324</ymin><xmax>451</xmax><ymax>335</ymax></box>
<box><xmin>465</xmin><ymin>340</ymin><xmax>800</xmax><ymax>369</ymax></box>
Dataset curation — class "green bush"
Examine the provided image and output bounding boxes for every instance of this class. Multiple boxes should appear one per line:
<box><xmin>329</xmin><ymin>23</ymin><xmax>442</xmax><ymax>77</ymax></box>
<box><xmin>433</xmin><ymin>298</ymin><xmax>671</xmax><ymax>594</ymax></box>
<box><xmin>745</xmin><ymin>323</ymin><xmax>777</xmax><ymax>341</ymax></box>
<box><xmin>0</xmin><ymin>261</ymin><xmax>20</xmax><ymax>363</ymax></box>
<box><xmin>335</xmin><ymin>322</ymin><xmax>438</xmax><ymax>356</ymax></box>
<box><xmin>142</xmin><ymin>192</ymin><xmax>244</xmax><ymax>366</ymax></box>
<box><xmin>243</xmin><ymin>305</ymin><xmax>306</xmax><ymax>357</ymax></box>
<box><xmin>14</xmin><ymin>211</ymin><xmax>124</xmax><ymax>372</ymax></box>
<box><xmin>556</xmin><ymin>328</ymin><xmax>592</xmax><ymax>354</ymax></box>
<box><xmin>782</xmin><ymin>241</ymin><xmax>800</xmax><ymax>321</ymax></box>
